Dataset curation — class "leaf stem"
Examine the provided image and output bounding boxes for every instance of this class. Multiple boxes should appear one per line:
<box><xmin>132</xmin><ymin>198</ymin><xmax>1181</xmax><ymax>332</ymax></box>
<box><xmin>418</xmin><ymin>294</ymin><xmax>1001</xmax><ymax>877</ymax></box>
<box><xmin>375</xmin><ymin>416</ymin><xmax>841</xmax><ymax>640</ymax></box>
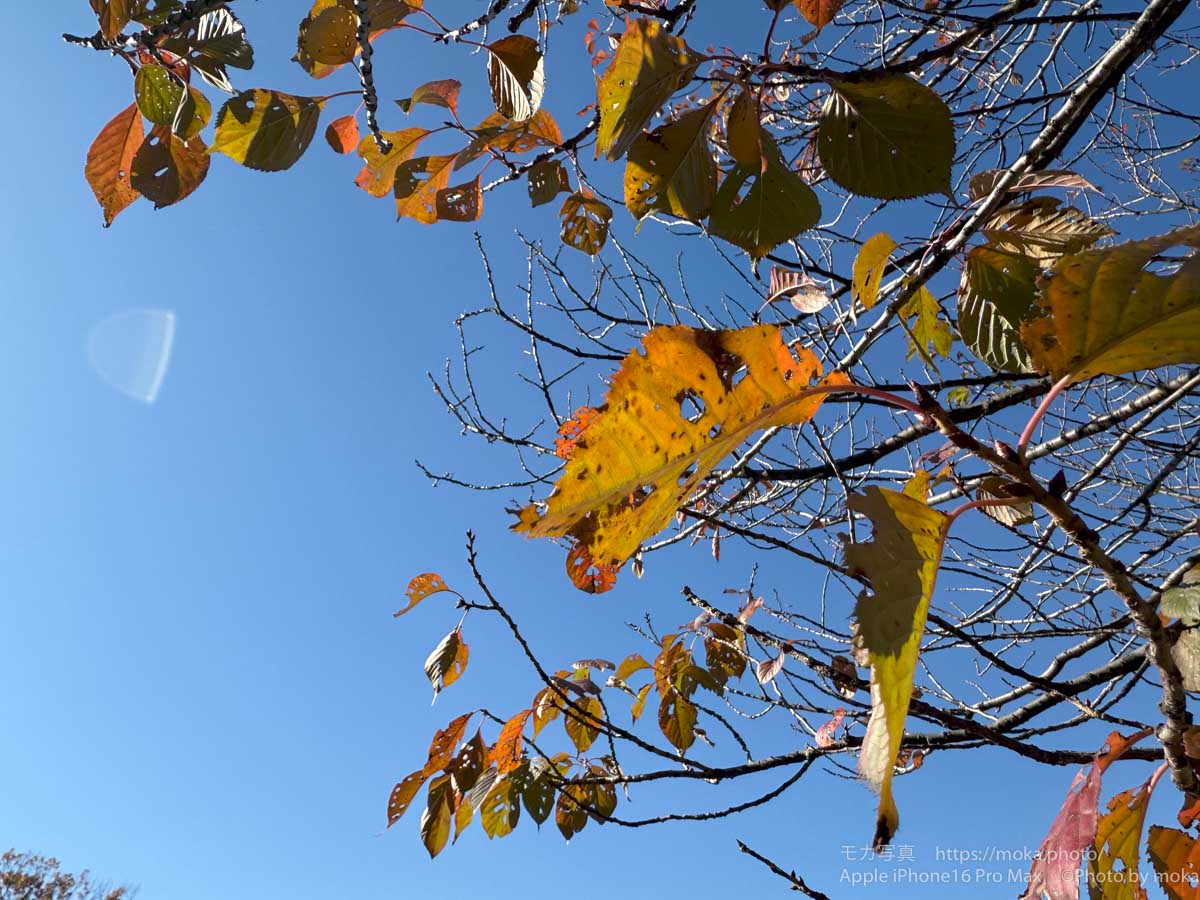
<box><xmin>1017</xmin><ymin>374</ymin><xmax>1073</xmax><ymax>456</ymax></box>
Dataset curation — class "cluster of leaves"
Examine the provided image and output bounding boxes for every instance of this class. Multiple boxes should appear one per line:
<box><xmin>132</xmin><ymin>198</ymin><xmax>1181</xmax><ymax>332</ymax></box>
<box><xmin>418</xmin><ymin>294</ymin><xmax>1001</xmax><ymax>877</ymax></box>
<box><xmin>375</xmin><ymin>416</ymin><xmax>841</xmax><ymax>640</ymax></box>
<box><xmin>1</xmin><ymin>850</ymin><xmax>129</xmax><ymax>900</ymax></box>
<box><xmin>387</xmin><ymin>572</ymin><xmax>756</xmax><ymax>855</ymax></box>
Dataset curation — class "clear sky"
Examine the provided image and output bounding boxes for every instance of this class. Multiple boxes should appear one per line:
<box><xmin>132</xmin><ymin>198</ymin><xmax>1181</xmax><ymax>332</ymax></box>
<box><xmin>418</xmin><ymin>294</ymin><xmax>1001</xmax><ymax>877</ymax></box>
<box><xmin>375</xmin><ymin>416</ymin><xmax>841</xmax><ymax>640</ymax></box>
<box><xmin>0</xmin><ymin>3</ymin><xmax>1186</xmax><ymax>899</ymax></box>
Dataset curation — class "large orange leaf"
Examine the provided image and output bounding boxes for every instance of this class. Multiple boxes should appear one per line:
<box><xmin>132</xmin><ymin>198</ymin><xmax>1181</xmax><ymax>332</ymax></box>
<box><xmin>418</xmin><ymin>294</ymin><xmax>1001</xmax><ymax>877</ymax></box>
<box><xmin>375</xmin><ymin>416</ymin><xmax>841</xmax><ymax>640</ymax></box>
<box><xmin>85</xmin><ymin>104</ymin><xmax>144</xmax><ymax>227</ymax></box>
<box><xmin>1148</xmin><ymin>825</ymin><xmax>1200</xmax><ymax>900</ymax></box>
<box><xmin>514</xmin><ymin>325</ymin><xmax>849</xmax><ymax>588</ymax></box>
<box><xmin>794</xmin><ymin>0</ymin><xmax>844</xmax><ymax>30</ymax></box>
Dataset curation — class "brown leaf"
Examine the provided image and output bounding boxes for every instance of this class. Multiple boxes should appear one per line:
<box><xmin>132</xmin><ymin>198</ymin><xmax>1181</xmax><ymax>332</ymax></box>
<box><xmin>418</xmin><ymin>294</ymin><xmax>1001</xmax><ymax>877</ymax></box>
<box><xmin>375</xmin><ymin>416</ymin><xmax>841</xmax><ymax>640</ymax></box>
<box><xmin>434</xmin><ymin>177</ymin><xmax>483</xmax><ymax>223</ymax></box>
<box><xmin>559</xmin><ymin>192</ymin><xmax>613</xmax><ymax>255</ymax></box>
<box><xmin>85</xmin><ymin>104</ymin><xmax>144</xmax><ymax>227</ymax></box>
<box><xmin>130</xmin><ymin>126</ymin><xmax>210</xmax><ymax>209</ymax></box>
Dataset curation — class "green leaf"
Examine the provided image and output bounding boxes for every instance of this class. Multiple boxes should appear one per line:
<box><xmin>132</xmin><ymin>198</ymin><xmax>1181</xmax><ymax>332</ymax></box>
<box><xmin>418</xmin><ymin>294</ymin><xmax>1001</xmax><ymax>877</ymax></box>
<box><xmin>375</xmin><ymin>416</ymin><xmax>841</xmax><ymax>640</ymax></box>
<box><xmin>709</xmin><ymin>138</ymin><xmax>820</xmax><ymax>260</ymax></box>
<box><xmin>852</xmin><ymin>233</ymin><xmax>896</xmax><ymax>312</ymax></box>
<box><xmin>521</xmin><ymin>761</ymin><xmax>557</xmax><ymax>826</ymax></box>
<box><xmin>596</xmin><ymin>18</ymin><xmax>699</xmax><ymax>162</ymax></box>
<box><xmin>134</xmin><ymin>66</ymin><xmax>185</xmax><ymax>129</ymax></box>
<box><xmin>130</xmin><ymin>126</ymin><xmax>210</xmax><ymax>209</ymax></box>
<box><xmin>625</xmin><ymin>102</ymin><xmax>718</xmax><ymax>222</ymax></box>
<box><xmin>1020</xmin><ymin>223</ymin><xmax>1200</xmax><ymax>383</ymax></box>
<box><xmin>658</xmin><ymin>692</ymin><xmax>697</xmax><ymax>751</ymax></box>
<box><xmin>486</xmin><ymin>35</ymin><xmax>544</xmax><ymax>122</ymax></box>
<box><xmin>846</xmin><ymin>487</ymin><xmax>948</xmax><ymax>848</ymax></box>
<box><xmin>958</xmin><ymin>245</ymin><xmax>1038</xmax><ymax>373</ymax></box>
<box><xmin>212</xmin><ymin>90</ymin><xmax>324</xmax><ymax>172</ymax></box>
<box><xmin>818</xmin><ymin>75</ymin><xmax>954</xmax><ymax>199</ymax></box>
<box><xmin>559</xmin><ymin>192</ymin><xmax>612</xmax><ymax>255</ymax></box>
<box><xmin>527</xmin><ymin>160</ymin><xmax>571</xmax><ymax>207</ymax></box>
<box><xmin>1161</xmin><ymin>566</ymin><xmax>1200</xmax><ymax>626</ymax></box>
<box><xmin>725</xmin><ymin>90</ymin><xmax>762</xmax><ymax>168</ymax></box>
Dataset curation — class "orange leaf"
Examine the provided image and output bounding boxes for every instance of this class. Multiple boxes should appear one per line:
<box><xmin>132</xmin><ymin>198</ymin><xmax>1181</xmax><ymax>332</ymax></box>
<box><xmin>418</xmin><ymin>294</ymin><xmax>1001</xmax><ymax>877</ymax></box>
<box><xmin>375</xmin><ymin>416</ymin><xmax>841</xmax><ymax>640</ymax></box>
<box><xmin>555</xmin><ymin>407</ymin><xmax>601</xmax><ymax>459</ymax></box>
<box><xmin>491</xmin><ymin>709</ymin><xmax>532</xmax><ymax>774</ymax></box>
<box><xmin>794</xmin><ymin>0</ymin><xmax>845</xmax><ymax>30</ymax></box>
<box><xmin>565</xmin><ymin>544</ymin><xmax>619</xmax><ymax>594</ymax></box>
<box><xmin>424</xmin><ymin>712</ymin><xmax>473</xmax><ymax>775</ymax></box>
<box><xmin>85</xmin><ymin>104</ymin><xmax>144</xmax><ymax>227</ymax></box>
<box><xmin>395</xmin><ymin>572</ymin><xmax>454</xmax><ymax>617</ymax></box>
<box><xmin>386</xmin><ymin>770</ymin><xmax>427</xmax><ymax>827</ymax></box>
<box><xmin>354</xmin><ymin>128</ymin><xmax>429</xmax><ymax>197</ymax></box>
<box><xmin>1148</xmin><ymin>826</ymin><xmax>1200</xmax><ymax>900</ymax></box>
<box><xmin>325</xmin><ymin>115</ymin><xmax>360</xmax><ymax>154</ymax></box>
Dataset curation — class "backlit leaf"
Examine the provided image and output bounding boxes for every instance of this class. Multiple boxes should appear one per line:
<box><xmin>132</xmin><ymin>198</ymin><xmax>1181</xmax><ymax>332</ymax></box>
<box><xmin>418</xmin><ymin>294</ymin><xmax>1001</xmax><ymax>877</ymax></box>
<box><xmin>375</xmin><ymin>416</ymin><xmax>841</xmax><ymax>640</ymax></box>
<box><xmin>396</xmin><ymin>79</ymin><xmax>461</xmax><ymax>115</ymax></box>
<box><xmin>85</xmin><ymin>104</ymin><xmax>144</xmax><ymax>227</ymax></box>
<box><xmin>976</xmin><ymin>476</ymin><xmax>1034</xmax><ymax>527</ymax></box>
<box><xmin>794</xmin><ymin>0</ymin><xmax>844</xmax><ymax>30</ymax></box>
<box><xmin>563</xmin><ymin>696</ymin><xmax>604</xmax><ymax>753</ymax></box>
<box><xmin>91</xmin><ymin>0</ymin><xmax>131</xmax><ymax>40</ymax></box>
<box><xmin>1147</xmin><ymin>826</ymin><xmax>1200</xmax><ymax>900</ymax></box>
<box><xmin>818</xmin><ymin>75</ymin><xmax>954</xmax><ymax>199</ymax></box>
<box><xmin>424</xmin><ymin>712</ymin><xmax>472</xmax><ymax>775</ymax></box>
<box><xmin>658</xmin><ymin>692</ymin><xmax>697</xmax><ymax>751</ymax></box>
<box><xmin>130</xmin><ymin>127</ymin><xmax>210</xmax><ymax>209</ymax></box>
<box><xmin>492</xmin><ymin>709</ymin><xmax>532</xmax><ymax>774</ymax></box>
<box><xmin>528</xmin><ymin>160</ymin><xmax>571</xmax><ymax>207</ymax></box>
<box><xmin>630</xmin><ymin>682</ymin><xmax>653</xmax><ymax>722</ymax></box>
<box><xmin>846</xmin><ymin>487</ymin><xmax>949</xmax><ymax>848</ymax></box>
<box><xmin>1087</xmin><ymin>777</ymin><xmax>1154</xmax><ymax>900</ymax></box>
<box><xmin>386</xmin><ymin>770</ymin><xmax>426</xmax><ymax>827</ymax></box>
<box><xmin>981</xmin><ymin>198</ymin><xmax>1110</xmax><ymax>264</ymax></box>
<box><xmin>969</xmin><ymin>168</ymin><xmax>1098</xmax><ymax>202</ymax></box>
<box><xmin>435</xmin><ymin>177</ymin><xmax>483</xmax><ymax>223</ymax></box>
<box><xmin>455</xmin><ymin>111</ymin><xmax>562</xmax><ymax>170</ymax></box>
<box><xmin>522</xmin><ymin>765</ymin><xmax>556</xmax><ymax>826</ymax></box>
<box><xmin>555</xmin><ymin>786</ymin><xmax>589</xmax><ymax>841</ymax></box>
<box><xmin>446</xmin><ymin>730</ymin><xmax>487</xmax><ymax>793</ymax></box>
<box><xmin>1161</xmin><ymin>567</ymin><xmax>1200</xmax><ymax>626</ymax></box>
<box><xmin>298</xmin><ymin>5</ymin><xmax>358</xmax><ymax>66</ymax></box>
<box><xmin>394</xmin><ymin>154</ymin><xmax>457</xmax><ymax>224</ymax></box>
<box><xmin>134</xmin><ymin>65</ymin><xmax>185</xmax><ymax>129</ymax></box>
<box><xmin>211</xmin><ymin>90</ymin><xmax>324</xmax><ymax>172</ymax></box>
<box><xmin>1020</xmin><ymin>224</ymin><xmax>1200</xmax><ymax>384</ymax></box>
<box><xmin>596</xmin><ymin>18</ymin><xmax>699</xmax><ymax>161</ymax></box>
<box><xmin>624</xmin><ymin>101</ymin><xmax>719</xmax><ymax>222</ymax></box>
<box><xmin>487</xmin><ymin>35</ymin><xmax>545</xmax><ymax>122</ymax></box>
<box><xmin>354</xmin><ymin>128</ymin><xmax>429</xmax><ymax>196</ymax></box>
<box><xmin>559</xmin><ymin>192</ymin><xmax>613</xmax><ymax>255</ymax></box>
<box><xmin>480</xmin><ymin>775</ymin><xmax>522</xmax><ymax>839</ymax></box>
<box><xmin>900</xmin><ymin>284</ymin><xmax>953</xmax><ymax>364</ymax></box>
<box><xmin>725</xmin><ymin>90</ymin><xmax>762</xmax><ymax>168</ymax></box>
<box><xmin>815</xmin><ymin>708</ymin><xmax>846</xmax><ymax>748</ymax></box>
<box><xmin>325</xmin><ymin>114</ymin><xmax>359</xmax><ymax>154</ymax></box>
<box><xmin>755</xmin><ymin>650</ymin><xmax>786</xmax><ymax>685</ymax></box>
<box><xmin>710</xmin><ymin>136</ymin><xmax>820</xmax><ymax>260</ymax></box>
<box><xmin>395</xmin><ymin>572</ymin><xmax>453</xmax><ymax>617</ymax></box>
<box><xmin>423</xmin><ymin>628</ymin><xmax>467</xmax><ymax>700</ymax></box>
<box><xmin>419</xmin><ymin>775</ymin><xmax>454</xmax><ymax>858</ymax></box>
<box><xmin>852</xmin><ymin>233</ymin><xmax>896</xmax><ymax>312</ymax></box>
<box><xmin>514</xmin><ymin>325</ymin><xmax>849</xmax><ymax>586</ymax></box>
<box><xmin>958</xmin><ymin>244</ymin><xmax>1038</xmax><ymax>373</ymax></box>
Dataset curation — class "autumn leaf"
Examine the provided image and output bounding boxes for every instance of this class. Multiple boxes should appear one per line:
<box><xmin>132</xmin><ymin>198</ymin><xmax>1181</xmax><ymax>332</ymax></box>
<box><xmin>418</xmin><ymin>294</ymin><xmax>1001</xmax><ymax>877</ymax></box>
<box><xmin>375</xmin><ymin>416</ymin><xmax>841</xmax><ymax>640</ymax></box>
<box><xmin>419</xmin><ymin>775</ymin><xmax>454</xmax><ymax>858</ymax></box>
<box><xmin>394</xmin><ymin>154</ymin><xmax>457</xmax><ymax>224</ymax></box>
<box><xmin>1022</xmin><ymin>729</ymin><xmax>1152</xmax><ymax>900</ymax></box>
<box><xmin>166</xmin><ymin>7</ymin><xmax>254</xmax><ymax>94</ymax></box>
<box><xmin>709</xmin><ymin>136</ymin><xmax>821</xmax><ymax>260</ymax></box>
<box><xmin>958</xmin><ymin>244</ymin><xmax>1038</xmax><ymax>373</ymax></box>
<box><xmin>528</xmin><ymin>160</ymin><xmax>571</xmax><ymax>207</ymax></box>
<box><xmin>455</xmin><ymin>111</ymin><xmax>563</xmax><ymax>170</ymax></box>
<box><xmin>725</xmin><ymin>90</ymin><xmax>762</xmax><ymax>168</ymax></box>
<box><xmin>624</xmin><ymin>102</ymin><xmax>719</xmax><ymax>222</ymax></box>
<box><xmin>968</xmin><ymin>168</ymin><xmax>1098</xmax><ymax>203</ymax></box>
<box><xmin>559</xmin><ymin>192</ymin><xmax>613</xmax><ymax>255</ymax></box>
<box><xmin>818</xmin><ymin>75</ymin><xmax>954</xmax><ymax>199</ymax></box>
<box><xmin>91</xmin><ymin>0</ymin><xmax>132</xmax><ymax>40</ymax></box>
<box><xmin>130</xmin><ymin>127</ymin><xmax>210</xmax><ymax>209</ymax></box>
<box><xmin>395</xmin><ymin>572</ymin><xmax>454</xmax><ymax>617</ymax></box>
<box><xmin>1148</xmin><ymin>826</ymin><xmax>1200</xmax><ymax>900</ymax></box>
<box><xmin>445</xmin><ymin>730</ymin><xmax>487</xmax><ymax>793</ymax></box>
<box><xmin>563</xmin><ymin>696</ymin><xmax>604</xmax><ymax>752</ymax></box>
<box><xmin>1087</xmin><ymin>773</ymin><xmax>1157</xmax><ymax>900</ymax></box>
<box><xmin>211</xmin><ymin>90</ymin><xmax>324</xmax><ymax>172</ymax></box>
<box><xmin>492</xmin><ymin>708</ymin><xmax>532</xmax><ymax>774</ymax></box>
<box><xmin>658</xmin><ymin>691</ymin><xmax>697</xmax><ymax>751</ymax></box>
<box><xmin>486</xmin><ymin>35</ymin><xmax>545</xmax><ymax>122</ymax></box>
<box><xmin>424</xmin><ymin>712</ymin><xmax>472</xmax><ymax>775</ymax></box>
<box><xmin>480</xmin><ymin>775</ymin><xmax>522</xmax><ymax>838</ymax></box>
<box><xmin>387</xmin><ymin>769</ymin><xmax>427</xmax><ymax>827</ymax></box>
<box><xmin>85</xmin><ymin>104</ymin><xmax>144</xmax><ymax>227</ymax></box>
<box><xmin>1020</xmin><ymin>223</ymin><xmax>1200</xmax><ymax>384</ymax></box>
<box><xmin>899</xmin><ymin>284</ymin><xmax>954</xmax><ymax>364</ymax></box>
<box><xmin>354</xmin><ymin>128</ymin><xmax>429</xmax><ymax>196</ymax></box>
<box><xmin>423</xmin><ymin>628</ymin><xmax>468</xmax><ymax>700</ymax></box>
<box><xmin>297</xmin><ymin>4</ymin><xmax>358</xmax><ymax>66</ymax></box>
<box><xmin>980</xmin><ymin>197</ymin><xmax>1110</xmax><ymax>263</ymax></box>
<box><xmin>845</xmin><ymin>486</ymin><xmax>949</xmax><ymax>848</ymax></box>
<box><xmin>396</xmin><ymin>79</ymin><xmax>462</xmax><ymax>115</ymax></box>
<box><xmin>514</xmin><ymin>325</ymin><xmax>849</xmax><ymax>588</ymax></box>
<box><xmin>324</xmin><ymin>115</ymin><xmax>359</xmax><ymax>154</ymax></box>
<box><xmin>794</xmin><ymin>0</ymin><xmax>844</xmax><ymax>31</ymax></box>
<box><xmin>815</xmin><ymin>708</ymin><xmax>846</xmax><ymax>748</ymax></box>
<box><xmin>596</xmin><ymin>18</ymin><xmax>700</xmax><ymax>161</ymax></box>
<box><xmin>852</xmin><ymin>233</ymin><xmax>897</xmax><ymax>312</ymax></box>
<box><xmin>435</xmin><ymin>177</ymin><xmax>483</xmax><ymax>223</ymax></box>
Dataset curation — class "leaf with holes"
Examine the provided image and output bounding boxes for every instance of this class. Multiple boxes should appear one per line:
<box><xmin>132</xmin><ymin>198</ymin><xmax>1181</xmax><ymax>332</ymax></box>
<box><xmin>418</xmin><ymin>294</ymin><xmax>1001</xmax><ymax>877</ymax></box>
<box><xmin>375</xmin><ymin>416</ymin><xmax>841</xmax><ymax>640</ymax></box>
<box><xmin>325</xmin><ymin>115</ymin><xmax>359</xmax><ymax>153</ymax></box>
<box><xmin>559</xmin><ymin>192</ymin><xmax>613</xmax><ymax>255</ymax></box>
<box><xmin>514</xmin><ymin>325</ymin><xmax>848</xmax><ymax>587</ymax></box>
<box><xmin>487</xmin><ymin>35</ymin><xmax>544</xmax><ymax>122</ymax></box>
<box><xmin>1020</xmin><ymin>224</ymin><xmax>1200</xmax><ymax>384</ymax></box>
<box><xmin>528</xmin><ymin>160</ymin><xmax>571</xmax><ymax>207</ymax></box>
<box><xmin>596</xmin><ymin>18</ymin><xmax>700</xmax><ymax>161</ymax></box>
<box><xmin>522</xmin><ymin>763</ymin><xmax>557</xmax><ymax>826</ymax></box>
<box><xmin>423</xmin><ymin>629</ymin><xmax>468</xmax><ymax>701</ymax></box>
<box><xmin>387</xmin><ymin>769</ymin><xmax>427</xmax><ymax>827</ymax></box>
<box><xmin>446</xmin><ymin>730</ymin><xmax>486</xmax><ymax>793</ymax></box>
<box><xmin>211</xmin><ymin>90</ymin><xmax>324</xmax><ymax>172</ymax></box>
<box><xmin>846</xmin><ymin>487</ymin><xmax>948</xmax><ymax>848</ymax></box>
<box><xmin>480</xmin><ymin>775</ymin><xmax>522</xmax><ymax>839</ymax></box>
<box><xmin>709</xmin><ymin>136</ymin><xmax>821</xmax><ymax>260</ymax></box>
<box><xmin>86</xmin><ymin>104</ymin><xmax>144</xmax><ymax>226</ymax></box>
<box><xmin>298</xmin><ymin>4</ymin><xmax>358</xmax><ymax>66</ymax></box>
<box><xmin>434</xmin><ymin>177</ymin><xmax>483</xmax><ymax>223</ymax></box>
<box><xmin>396</xmin><ymin>79</ymin><xmax>461</xmax><ymax>114</ymax></box>
<box><xmin>625</xmin><ymin>102</ymin><xmax>718</xmax><ymax>222</ymax></box>
<box><xmin>455</xmin><ymin>111</ymin><xmax>563</xmax><ymax>170</ymax></box>
<box><xmin>395</xmin><ymin>572</ymin><xmax>454</xmax><ymax>618</ymax></box>
<box><xmin>130</xmin><ymin>127</ymin><xmax>210</xmax><ymax>209</ymax></box>
<box><xmin>424</xmin><ymin>712</ymin><xmax>472</xmax><ymax>775</ymax></box>
<box><xmin>394</xmin><ymin>154</ymin><xmax>457</xmax><ymax>224</ymax></box>
<box><xmin>1148</xmin><ymin>826</ymin><xmax>1200</xmax><ymax>900</ymax></box>
<box><xmin>658</xmin><ymin>692</ymin><xmax>697</xmax><ymax>751</ymax></box>
<box><xmin>354</xmin><ymin>128</ymin><xmax>429</xmax><ymax>197</ymax></box>
<box><xmin>853</xmin><ymin>233</ymin><xmax>896</xmax><ymax>312</ymax></box>
<box><xmin>818</xmin><ymin>75</ymin><xmax>954</xmax><ymax>199</ymax></box>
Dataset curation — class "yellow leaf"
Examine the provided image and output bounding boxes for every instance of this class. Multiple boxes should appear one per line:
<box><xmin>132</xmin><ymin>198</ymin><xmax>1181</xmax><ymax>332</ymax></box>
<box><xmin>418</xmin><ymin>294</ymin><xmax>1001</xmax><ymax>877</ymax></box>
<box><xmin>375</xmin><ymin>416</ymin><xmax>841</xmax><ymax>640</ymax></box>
<box><xmin>596</xmin><ymin>18</ymin><xmax>699</xmax><ymax>161</ymax></box>
<box><xmin>725</xmin><ymin>90</ymin><xmax>762</xmax><ymax>168</ymax></box>
<box><xmin>1088</xmin><ymin>779</ymin><xmax>1154</xmax><ymax>900</ymax></box>
<box><xmin>394</xmin><ymin>154</ymin><xmax>456</xmax><ymax>224</ymax></box>
<box><xmin>845</xmin><ymin>487</ymin><xmax>949</xmax><ymax>847</ymax></box>
<box><xmin>211</xmin><ymin>90</ymin><xmax>324</xmax><ymax>172</ymax></box>
<box><xmin>624</xmin><ymin>102</ymin><xmax>718</xmax><ymax>222</ymax></box>
<box><xmin>514</xmin><ymin>325</ymin><xmax>849</xmax><ymax>587</ymax></box>
<box><xmin>900</xmin><ymin>284</ymin><xmax>953</xmax><ymax>364</ymax></box>
<box><xmin>354</xmin><ymin>128</ymin><xmax>429</xmax><ymax>196</ymax></box>
<box><xmin>852</xmin><ymin>233</ymin><xmax>896</xmax><ymax>312</ymax></box>
<box><xmin>1020</xmin><ymin>224</ymin><xmax>1200</xmax><ymax>384</ymax></box>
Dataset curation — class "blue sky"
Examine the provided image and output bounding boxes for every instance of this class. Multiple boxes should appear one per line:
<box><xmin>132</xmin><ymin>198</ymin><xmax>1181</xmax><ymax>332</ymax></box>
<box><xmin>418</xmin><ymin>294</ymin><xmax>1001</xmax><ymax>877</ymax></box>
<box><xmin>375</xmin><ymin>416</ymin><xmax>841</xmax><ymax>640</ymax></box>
<box><xmin>0</xmin><ymin>3</ymin><xmax>1188</xmax><ymax>898</ymax></box>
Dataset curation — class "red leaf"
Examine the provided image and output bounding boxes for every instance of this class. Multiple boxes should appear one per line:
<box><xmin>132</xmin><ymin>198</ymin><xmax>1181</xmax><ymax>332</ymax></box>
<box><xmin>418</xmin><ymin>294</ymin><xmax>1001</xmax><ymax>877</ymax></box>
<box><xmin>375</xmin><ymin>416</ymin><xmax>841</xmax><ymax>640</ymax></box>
<box><xmin>325</xmin><ymin>115</ymin><xmax>360</xmax><ymax>154</ymax></box>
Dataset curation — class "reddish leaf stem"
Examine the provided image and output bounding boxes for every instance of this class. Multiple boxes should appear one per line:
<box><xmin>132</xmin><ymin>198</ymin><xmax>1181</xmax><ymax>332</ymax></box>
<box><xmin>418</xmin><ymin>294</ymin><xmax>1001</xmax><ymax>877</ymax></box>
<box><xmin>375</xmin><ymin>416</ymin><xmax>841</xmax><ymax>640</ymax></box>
<box><xmin>1018</xmin><ymin>374</ymin><xmax>1073</xmax><ymax>456</ymax></box>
